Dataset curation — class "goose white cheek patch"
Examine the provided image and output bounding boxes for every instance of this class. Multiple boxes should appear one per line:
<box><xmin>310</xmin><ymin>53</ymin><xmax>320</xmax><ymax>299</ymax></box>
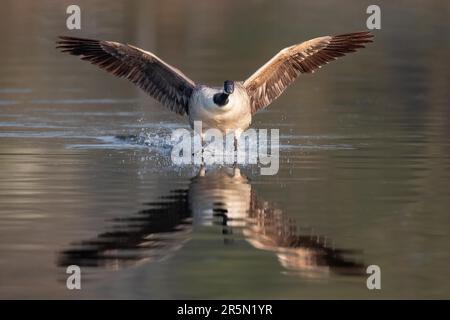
<box><xmin>170</xmin><ymin>121</ymin><xmax>279</xmax><ymax>175</ymax></box>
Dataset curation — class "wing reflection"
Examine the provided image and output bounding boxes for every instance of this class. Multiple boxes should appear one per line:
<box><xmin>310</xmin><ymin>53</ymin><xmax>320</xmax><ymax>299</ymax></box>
<box><xmin>58</xmin><ymin>189</ymin><xmax>193</xmax><ymax>269</ymax></box>
<box><xmin>246</xmin><ymin>194</ymin><xmax>365</xmax><ymax>277</ymax></box>
<box><xmin>59</xmin><ymin>166</ymin><xmax>365</xmax><ymax>276</ymax></box>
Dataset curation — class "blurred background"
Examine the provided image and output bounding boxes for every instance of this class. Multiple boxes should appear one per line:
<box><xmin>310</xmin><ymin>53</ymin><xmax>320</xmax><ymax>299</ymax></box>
<box><xmin>0</xmin><ymin>0</ymin><xmax>449</xmax><ymax>298</ymax></box>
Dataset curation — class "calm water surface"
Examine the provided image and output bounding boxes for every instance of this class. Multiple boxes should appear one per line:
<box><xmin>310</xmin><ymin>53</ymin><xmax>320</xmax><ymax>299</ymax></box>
<box><xmin>1</xmin><ymin>0</ymin><xmax>450</xmax><ymax>298</ymax></box>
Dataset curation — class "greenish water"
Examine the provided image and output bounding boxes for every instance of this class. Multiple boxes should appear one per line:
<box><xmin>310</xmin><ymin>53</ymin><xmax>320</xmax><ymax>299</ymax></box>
<box><xmin>0</xmin><ymin>0</ymin><xmax>449</xmax><ymax>299</ymax></box>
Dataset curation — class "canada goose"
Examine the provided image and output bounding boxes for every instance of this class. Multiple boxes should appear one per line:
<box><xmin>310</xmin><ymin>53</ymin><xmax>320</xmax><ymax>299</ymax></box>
<box><xmin>57</xmin><ymin>32</ymin><xmax>373</xmax><ymax>137</ymax></box>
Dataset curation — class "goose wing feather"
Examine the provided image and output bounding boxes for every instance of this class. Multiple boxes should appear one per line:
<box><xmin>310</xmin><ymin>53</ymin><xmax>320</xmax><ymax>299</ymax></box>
<box><xmin>243</xmin><ymin>31</ymin><xmax>374</xmax><ymax>114</ymax></box>
<box><xmin>57</xmin><ymin>36</ymin><xmax>196</xmax><ymax>115</ymax></box>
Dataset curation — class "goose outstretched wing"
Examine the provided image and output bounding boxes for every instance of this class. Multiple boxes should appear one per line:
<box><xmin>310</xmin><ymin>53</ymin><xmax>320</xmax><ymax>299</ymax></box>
<box><xmin>243</xmin><ymin>31</ymin><xmax>374</xmax><ymax>114</ymax></box>
<box><xmin>57</xmin><ymin>36</ymin><xmax>196</xmax><ymax>115</ymax></box>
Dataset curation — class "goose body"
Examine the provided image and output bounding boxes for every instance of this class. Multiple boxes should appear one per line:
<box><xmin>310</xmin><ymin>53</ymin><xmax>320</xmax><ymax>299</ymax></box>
<box><xmin>57</xmin><ymin>32</ymin><xmax>373</xmax><ymax>134</ymax></box>
<box><xmin>188</xmin><ymin>83</ymin><xmax>251</xmax><ymax>133</ymax></box>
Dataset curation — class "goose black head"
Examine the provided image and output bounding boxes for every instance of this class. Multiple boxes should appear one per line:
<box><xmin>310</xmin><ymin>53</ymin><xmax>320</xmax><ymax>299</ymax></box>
<box><xmin>224</xmin><ymin>80</ymin><xmax>234</xmax><ymax>94</ymax></box>
<box><xmin>213</xmin><ymin>80</ymin><xmax>234</xmax><ymax>107</ymax></box>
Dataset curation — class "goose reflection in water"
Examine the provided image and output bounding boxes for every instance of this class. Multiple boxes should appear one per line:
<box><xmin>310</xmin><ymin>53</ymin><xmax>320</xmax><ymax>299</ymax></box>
<box><xmin>59</xmin><ymin>167</ymin><xmax>365</xmax><ymax>277</ymax></box>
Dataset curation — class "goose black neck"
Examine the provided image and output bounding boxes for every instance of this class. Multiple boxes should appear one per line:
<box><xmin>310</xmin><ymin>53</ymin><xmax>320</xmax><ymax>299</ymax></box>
<box><xmin>213</xmin><ymin>92</ymin><xmax>229</xmax><ymax>107</ymax></box>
